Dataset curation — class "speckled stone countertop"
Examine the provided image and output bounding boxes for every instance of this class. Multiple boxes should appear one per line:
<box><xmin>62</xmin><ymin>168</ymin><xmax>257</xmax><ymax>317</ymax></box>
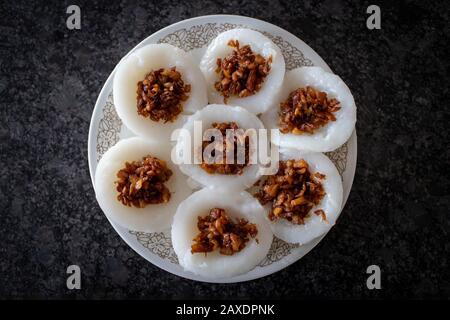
<box><xmin>0</xmin><ymin>0</ymin><xmax>448</xmax><ymax>299</ymax></box>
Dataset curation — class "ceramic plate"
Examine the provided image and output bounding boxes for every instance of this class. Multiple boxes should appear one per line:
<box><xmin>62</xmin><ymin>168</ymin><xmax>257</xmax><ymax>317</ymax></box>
<box><xmin>88</xmin><ymin>15</ymin><xmax>357</xmax><ymax>283</ymax></box>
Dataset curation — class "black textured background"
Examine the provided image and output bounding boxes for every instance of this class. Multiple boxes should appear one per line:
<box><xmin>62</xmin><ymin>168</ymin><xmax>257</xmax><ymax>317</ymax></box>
<box><xmin>0</xmin><ymin>0</ymin><xmax>449</xmax><ymax>299</ymax></box>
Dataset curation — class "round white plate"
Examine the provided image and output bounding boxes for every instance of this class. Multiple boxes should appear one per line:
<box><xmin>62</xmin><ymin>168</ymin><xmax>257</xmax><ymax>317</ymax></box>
<box><xmin>88</xmin><ymin>15</ymin><xmax>357</xmax><ymax>283</ymax></box>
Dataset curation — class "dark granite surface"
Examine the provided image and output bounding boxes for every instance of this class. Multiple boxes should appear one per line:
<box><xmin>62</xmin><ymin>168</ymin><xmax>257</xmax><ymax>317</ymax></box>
<box><xmin>0</xmin><ymin>0</ymin><xmax>449</xmax><ymax>299</ymax></box>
